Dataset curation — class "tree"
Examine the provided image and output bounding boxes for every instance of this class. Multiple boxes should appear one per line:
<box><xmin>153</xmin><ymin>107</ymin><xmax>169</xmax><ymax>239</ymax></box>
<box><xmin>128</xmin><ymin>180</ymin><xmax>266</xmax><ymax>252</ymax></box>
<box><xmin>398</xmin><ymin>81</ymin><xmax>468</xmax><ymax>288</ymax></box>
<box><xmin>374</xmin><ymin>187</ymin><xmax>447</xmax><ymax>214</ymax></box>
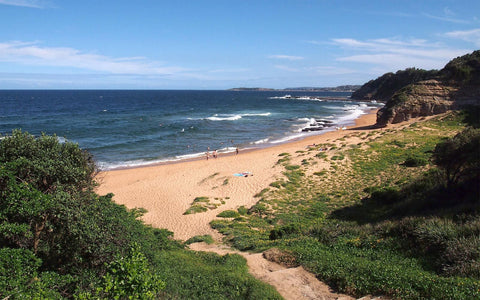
<box><xmin>94</xmin><ymin>243</ymin><xmax>166</xmax><ymax>299</ymax></box>
<box><xmin>432</xmin><ymin>127</ymin><xmax>480</xmax><ymax>189</ymax></box>
<box><xmin>0</xmin><ymin>129</ymin><xmax>97</xmax><ymax>194</ymax></box>
<box><xmin>0</xmin><ymin>130</ymin><xmax>175</xmax><ymax>297</ymax></box>
<box><xmin>0</xmin><ymin>130</ymin><xmax>100</xmax><ymax>268</ymax></box>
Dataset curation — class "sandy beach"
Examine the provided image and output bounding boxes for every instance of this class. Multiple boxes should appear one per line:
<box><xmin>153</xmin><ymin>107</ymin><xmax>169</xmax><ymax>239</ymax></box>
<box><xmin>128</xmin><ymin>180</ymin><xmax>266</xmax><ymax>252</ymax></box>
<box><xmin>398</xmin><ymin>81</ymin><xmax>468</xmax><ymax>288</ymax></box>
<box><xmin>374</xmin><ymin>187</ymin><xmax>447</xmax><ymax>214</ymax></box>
<box><xmin>96</xmin><ymin>108</ymin><xmax>383</xmax><ymax>241</ymax></box>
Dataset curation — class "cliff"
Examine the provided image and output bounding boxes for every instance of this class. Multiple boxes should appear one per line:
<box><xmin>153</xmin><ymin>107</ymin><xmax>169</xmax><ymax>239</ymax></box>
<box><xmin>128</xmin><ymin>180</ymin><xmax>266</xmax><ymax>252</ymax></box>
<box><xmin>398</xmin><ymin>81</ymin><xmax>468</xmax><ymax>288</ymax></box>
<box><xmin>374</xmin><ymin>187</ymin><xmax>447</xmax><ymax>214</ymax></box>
<box><xmin>376</xmin><ymin>80</ymin><xmax>457</xmax><ymax>126</ymax></box>
<box><xmin>373</xmin><ymin>50</ymin><xmax>480</xmax><ymax>127</ymax></box>
<box><xmin>352</xmin><ymin>68</ymin><xmax>438</xmax><ymax>102</ymax></box>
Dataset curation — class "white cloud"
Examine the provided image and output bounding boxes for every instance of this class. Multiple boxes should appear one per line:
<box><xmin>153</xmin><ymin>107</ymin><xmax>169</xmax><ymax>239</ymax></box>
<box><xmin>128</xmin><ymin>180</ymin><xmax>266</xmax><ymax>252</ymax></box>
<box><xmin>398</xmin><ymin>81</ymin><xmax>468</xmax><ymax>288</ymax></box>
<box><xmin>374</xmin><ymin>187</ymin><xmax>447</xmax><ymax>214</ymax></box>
<box><xmin>0</xmin><ymin>0</ymin><xmax>46</xmax><ymax>8</ymax></box>
<box><xmin>445</xmin><ymin>28</ymin><xmax>480</xmax><ymax>47</ymax></box>
<box><xmin>268</xmin><ymin>55</ymin><xmax>304</xmax><ymax>61</ymax></box>
<box><xmin>274</xmin><ymin>64</ymin><xmax>355</xmax><ymax>76</ymax></box>
<box><xmin>423</xmin><ymin>13</ymin><xmax>470</xmax><ymax>24</ymax></box>
<box><xmin>332</xmin><ymin>37</ymin><xmax>471</xmax><ymax>71</ymax></box>
<box><xmin>274</xmin><ymin>65</ymin><xmax>300</xmax><ymax>72</ymax></box>
<box><xmin>306</xmin><ymin>66</ymin><xmax>356</xmax><ymax>75</ymax></box>
<box><xmin>0</xmin><ymin>41</ymin><xmax>187</xmax><ymax>75</ymax></box>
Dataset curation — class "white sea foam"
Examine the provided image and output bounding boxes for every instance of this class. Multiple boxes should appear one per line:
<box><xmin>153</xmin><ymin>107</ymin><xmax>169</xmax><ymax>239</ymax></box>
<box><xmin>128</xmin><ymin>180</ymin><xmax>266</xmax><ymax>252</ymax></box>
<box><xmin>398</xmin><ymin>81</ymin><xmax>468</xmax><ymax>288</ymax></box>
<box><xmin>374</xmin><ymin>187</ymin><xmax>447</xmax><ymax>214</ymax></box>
<box><xmin>242</xmin><ymin>112</ymin><xmax>271</xmax><ymax>117</ymax></box>
<box><xmin>295</xmin><ymin>118</ymin><xmax>317</xmax><ymax>132</ymax></box>
<box><xmin>205</xmin><ymin>112</ymin><xmax>271</xmax><ymax>121</ymax></box>
<box><xmin>101</xmin><ymin>151</ymin><xmax>208</xmax><ymax>170</ymax></box>
<box><xmin>206</xmin><ymin>114</ymin><xmax>242</xmax><ymax>121</ymax></box>
<box><xmin>270</xmin><ymin>133</ymin><xmax>305</xmax><ymax>144</ymax></box>
<box><xmin>251</xmin><ymin>138</ymin><xmax>269</xmax><ymax>145</ymax></box>
<box><xmin>99</xmin><ymin>159</ymin><xmax>162</xmax><ymax>171</ymax></box>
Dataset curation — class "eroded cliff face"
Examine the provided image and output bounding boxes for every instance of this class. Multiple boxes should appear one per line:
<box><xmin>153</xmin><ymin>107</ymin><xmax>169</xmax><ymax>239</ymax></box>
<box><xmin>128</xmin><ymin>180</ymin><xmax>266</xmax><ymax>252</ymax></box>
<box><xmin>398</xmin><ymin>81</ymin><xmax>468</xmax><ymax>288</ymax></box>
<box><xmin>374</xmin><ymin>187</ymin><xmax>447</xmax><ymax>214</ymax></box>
<box><xmin>372</xmin><ymin>50</ymin><xmax>480</xmax><ymax>127</ymax></box>
<box><xmin>376</xmin><ymin>80</ymin><xmax>462</xmax><ymax>127</ymax></box>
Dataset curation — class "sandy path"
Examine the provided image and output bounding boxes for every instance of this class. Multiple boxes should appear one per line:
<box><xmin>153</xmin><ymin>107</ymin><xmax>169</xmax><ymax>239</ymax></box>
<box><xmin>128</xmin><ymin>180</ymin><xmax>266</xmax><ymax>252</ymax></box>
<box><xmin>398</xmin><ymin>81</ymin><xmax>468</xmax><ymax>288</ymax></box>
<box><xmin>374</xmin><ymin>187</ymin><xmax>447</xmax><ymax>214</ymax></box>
<box><xmin>190</xmin><ymin>242</ymin><xmax>354</xmax><ymax>300</ymax></box>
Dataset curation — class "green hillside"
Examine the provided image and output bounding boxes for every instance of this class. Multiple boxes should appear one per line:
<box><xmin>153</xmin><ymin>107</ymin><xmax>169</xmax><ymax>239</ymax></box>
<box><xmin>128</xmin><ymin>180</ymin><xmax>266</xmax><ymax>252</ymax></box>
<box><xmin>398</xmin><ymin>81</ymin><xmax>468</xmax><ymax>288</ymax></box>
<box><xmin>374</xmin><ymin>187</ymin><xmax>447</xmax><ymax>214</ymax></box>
<box><xmin>0</xmin><ymin>130</ymin><xmax>281</xmax><ymax>299</ymax></box>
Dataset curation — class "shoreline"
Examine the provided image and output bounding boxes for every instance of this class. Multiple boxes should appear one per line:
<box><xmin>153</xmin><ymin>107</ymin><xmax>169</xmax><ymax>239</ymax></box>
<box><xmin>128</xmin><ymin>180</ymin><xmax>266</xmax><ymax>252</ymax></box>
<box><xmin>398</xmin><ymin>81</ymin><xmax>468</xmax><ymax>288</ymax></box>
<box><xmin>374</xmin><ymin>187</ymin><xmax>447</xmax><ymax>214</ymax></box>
<box><xmin>101</xmin><ymin>107</ymin><xmax>379</xmax><ymax>172</ymax></box>
<box><xmin>96</xmin><ymin>108</ymin><xmax>380</xmax><ymax>240</ymax></box>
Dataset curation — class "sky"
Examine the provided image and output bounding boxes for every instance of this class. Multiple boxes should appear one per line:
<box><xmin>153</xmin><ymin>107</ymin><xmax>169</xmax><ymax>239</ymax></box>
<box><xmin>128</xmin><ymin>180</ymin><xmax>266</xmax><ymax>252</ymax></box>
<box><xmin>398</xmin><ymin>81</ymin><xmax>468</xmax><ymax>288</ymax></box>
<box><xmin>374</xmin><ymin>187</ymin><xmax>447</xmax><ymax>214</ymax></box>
<box><xmin>0</xmin><ymin>0</ymin><xmax>479</xmax><ymax>89</ymax></box>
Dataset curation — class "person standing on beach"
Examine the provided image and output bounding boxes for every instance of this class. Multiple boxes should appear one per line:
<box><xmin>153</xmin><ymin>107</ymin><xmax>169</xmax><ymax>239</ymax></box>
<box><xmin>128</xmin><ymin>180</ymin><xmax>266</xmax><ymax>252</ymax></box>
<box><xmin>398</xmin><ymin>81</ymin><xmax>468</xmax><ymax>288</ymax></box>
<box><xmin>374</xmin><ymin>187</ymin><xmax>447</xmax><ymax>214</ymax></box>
<box><xmin>206</xmin><ymin>151</ymin><xmax>209</xmax><ymax>160</ymax></box>
<box><xmin>236</xmin><ymin>147</ymin><xmax>239</xmax><ymax>155</ymax></box>
<box><xmin>213</xmin><ymin>150</ymin><xmax>217</xmax><ymax>159</ymax></box>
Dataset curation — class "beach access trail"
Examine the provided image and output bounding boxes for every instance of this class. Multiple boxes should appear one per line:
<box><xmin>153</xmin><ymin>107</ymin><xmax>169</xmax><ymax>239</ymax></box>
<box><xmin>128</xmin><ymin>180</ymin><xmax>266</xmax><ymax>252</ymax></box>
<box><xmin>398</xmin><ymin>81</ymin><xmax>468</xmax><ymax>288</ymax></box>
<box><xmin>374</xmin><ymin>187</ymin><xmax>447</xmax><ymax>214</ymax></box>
<box><xmin>97</xmin><ymin>109</ymin><xmax>409</xmax><ymax>299</ymax></box>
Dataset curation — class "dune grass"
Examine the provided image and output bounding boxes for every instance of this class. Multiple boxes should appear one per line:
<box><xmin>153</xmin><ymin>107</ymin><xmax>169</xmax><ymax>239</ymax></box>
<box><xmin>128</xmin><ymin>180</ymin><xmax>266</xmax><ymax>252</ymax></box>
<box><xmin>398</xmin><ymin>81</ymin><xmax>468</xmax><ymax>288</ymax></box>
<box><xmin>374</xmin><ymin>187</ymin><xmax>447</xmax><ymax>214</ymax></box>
<box><xmin>210</xmin><ymin>112</ymin><xmax>480</xmax><ymax>299</ymax></box>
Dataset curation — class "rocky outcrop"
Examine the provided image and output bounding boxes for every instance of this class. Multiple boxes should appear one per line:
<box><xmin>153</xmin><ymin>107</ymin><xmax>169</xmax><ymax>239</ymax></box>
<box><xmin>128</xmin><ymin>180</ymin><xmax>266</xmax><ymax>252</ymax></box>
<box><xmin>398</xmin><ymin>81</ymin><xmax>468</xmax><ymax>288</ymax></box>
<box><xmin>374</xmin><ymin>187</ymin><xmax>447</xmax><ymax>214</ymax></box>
<box><xmin>351</xmin><ymin>68</ymin><xmax>439</xmax><ymax>102</ymax></box>
<box><xmin>376</xmin><ymin>80</ymin><xmax>457</xmax><ymax>126</ymax></box>
<box><xmin>374</xmin><ymin>50</ymin><xmax>480</xmax><ymax>127</ymax></box>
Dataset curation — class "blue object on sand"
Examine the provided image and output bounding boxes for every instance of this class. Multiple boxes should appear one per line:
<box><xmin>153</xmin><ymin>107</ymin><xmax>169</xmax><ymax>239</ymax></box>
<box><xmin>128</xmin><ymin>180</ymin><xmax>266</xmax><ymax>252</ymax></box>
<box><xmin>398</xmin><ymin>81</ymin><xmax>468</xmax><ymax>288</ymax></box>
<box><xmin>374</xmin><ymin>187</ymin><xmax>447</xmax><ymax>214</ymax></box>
<box><xmin>234</xmin><ymin>172</ymin><xmax>252</xmax><ymax>177</ymax></box>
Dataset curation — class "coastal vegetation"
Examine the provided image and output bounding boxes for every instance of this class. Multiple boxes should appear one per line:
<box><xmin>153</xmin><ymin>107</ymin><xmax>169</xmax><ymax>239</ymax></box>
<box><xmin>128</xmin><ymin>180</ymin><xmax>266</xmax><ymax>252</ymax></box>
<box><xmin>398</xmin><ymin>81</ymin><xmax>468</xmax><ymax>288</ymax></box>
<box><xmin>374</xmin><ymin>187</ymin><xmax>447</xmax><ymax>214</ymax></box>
<box><xmin>1</xmin><ymin>51</ymin><xmax>479</xmax><ymax>299</ymax></box>
<box><xmin>352</xmin><ymin>50</ymin><xmax>480</xmax><ymax>103</ymax></box>
<box><xmin>351</xmin><ymin>67</ymin><xmax>439</xmax><ymax>101</ymax></box>
<box><xmin>0</xmin><ymin>130</ymin><xmax>281</xmax><ymax>299</ymax></box>
<box><xmin>353</xmin><ymin>50</ymin><xmax>480</xmax><ymax>127</ymax></box>
<box><xmin>210</xmin><ymin>111</ymin><xmax>480</xmax><ymax>299</ymax></box>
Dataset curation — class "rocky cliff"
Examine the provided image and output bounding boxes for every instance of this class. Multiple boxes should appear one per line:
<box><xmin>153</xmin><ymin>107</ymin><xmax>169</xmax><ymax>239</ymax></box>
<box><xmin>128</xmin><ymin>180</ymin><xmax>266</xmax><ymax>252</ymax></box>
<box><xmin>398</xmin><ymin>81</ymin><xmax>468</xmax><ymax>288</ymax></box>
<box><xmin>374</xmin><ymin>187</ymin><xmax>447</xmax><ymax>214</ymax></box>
<box><xmin>376</xmin><ymin>80</ymin><xmax>457</xmax><ymax>126</ymax></box>
<box><xmin>352</xmin><ymin>68</ymin><xmax>438</xmax><ymax>102</ymax></box>
<box><xmin>373</xmin><ymin>50</ymin><xmax>480</xmax><ymax>127</ymax></box>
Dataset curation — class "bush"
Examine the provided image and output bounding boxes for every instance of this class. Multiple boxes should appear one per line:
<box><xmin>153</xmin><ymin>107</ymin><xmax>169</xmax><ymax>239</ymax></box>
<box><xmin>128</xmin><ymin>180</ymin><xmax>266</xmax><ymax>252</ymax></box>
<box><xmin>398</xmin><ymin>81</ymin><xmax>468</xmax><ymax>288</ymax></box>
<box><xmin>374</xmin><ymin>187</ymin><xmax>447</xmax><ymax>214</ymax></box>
<box><xmin>185</xmin><ymin>235</ymin><xmax>215</xmax><ymax>245</ymax></box>
<box><xmin>184</xmin><ymin>204</ymin><xmax>208</xmax><ymax>215</ymax></box>
<box><xmin>237</xmin><ymin>206</ymin><xmax>248</xmax><ymax>215</ymax></box>
<box><xmin>433</xmin><ymin>127</ymin><xmax>480</xmax><ymax>188</ymax></box>
<box><xmin>0</xmin><ymin>129</ymin><xmax>96</xmax><ymax>194</ymax></box>
<box><xmin>269</xmin><ymin>223</ymin><xmax>301</xmax><ymax>240</ymax></box>
<box><xmin>285</xmin><ymin>164</ymin><xmax>301</xmax><ymax>170</ymax></box>
<box><xmin>0</xmin><ymin>131</ymin><xmax>181</xmax><ymax>297</ymax></box>
<box><xmin>217</xmin><ymin>210</ymin><xmax>240</xmax><ymax>218</ymax></box>
<box><xmin>403</xmin><ymin>155</ymin><xmax>428</xmax><ymax>167</ymax></box>
<box><xmin>155</xmin><ymin>250</ymin><xmax>282</xmax><ymax>299</ymax></box>
<box><xmin>368</xmin><ymin>186</ymin><xmax>402</xmax><ymax>205</ymax></box>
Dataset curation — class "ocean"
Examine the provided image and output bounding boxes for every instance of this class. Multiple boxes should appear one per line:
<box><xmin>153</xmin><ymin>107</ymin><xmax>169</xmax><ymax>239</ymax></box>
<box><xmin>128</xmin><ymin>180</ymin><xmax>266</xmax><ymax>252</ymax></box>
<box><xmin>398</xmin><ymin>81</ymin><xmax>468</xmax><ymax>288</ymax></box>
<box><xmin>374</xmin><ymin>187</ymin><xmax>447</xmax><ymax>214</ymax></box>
<box><xmin>0</xmin><ymin>90</ymin><xmax>382</xmax><ymax>170</ymax></box>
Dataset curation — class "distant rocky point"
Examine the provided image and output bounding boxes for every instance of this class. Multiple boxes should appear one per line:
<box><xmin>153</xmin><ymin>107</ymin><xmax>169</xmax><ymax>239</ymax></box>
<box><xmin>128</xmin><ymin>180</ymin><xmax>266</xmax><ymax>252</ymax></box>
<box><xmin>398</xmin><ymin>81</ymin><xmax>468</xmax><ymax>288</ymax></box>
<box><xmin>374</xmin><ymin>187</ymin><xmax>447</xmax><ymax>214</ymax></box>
<box><xmin>228</xmin><ymin>85</ymin><xmax>360</xmax><ymax>92</ymax></box>
<box><xmin>351</xmin><ymin>50</ymin><xmax>480</xmax><ymax>127</ymax></box>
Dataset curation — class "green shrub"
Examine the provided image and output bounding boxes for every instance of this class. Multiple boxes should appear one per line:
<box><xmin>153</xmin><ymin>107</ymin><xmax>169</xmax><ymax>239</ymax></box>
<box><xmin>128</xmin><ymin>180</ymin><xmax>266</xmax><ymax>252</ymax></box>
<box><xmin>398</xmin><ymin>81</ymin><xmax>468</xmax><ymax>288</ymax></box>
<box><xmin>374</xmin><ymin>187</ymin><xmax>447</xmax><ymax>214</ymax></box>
<box><xmin>433</xmin><ymin>127</ymin><xmax>480</xmax><ymax>188</ymax></box>
<box><xmin>270</xmin><ymin>181</ymin><xmax>283</xmax><ymax>188</ymax></box>
<box><xmin>368</xmin><ymin>186</ymin><xmax>402</xmax><ymax>205</ymax></box>
<box><xmin>193</xmin><ymin>196</ymin><xmax>210</xmax><ymax>203</ymax></box>
<box><xmin>390</xmin><ymin>139</ymin><xmax>407</xmax><ymax>148</ymax></box>
<box><xmin>217</xmin><ymin>210</ymin><xmax>240</xmax><ymax>218</ymax></box>
<box><xmin>185</xmin><ymin>235</ymin><xmax>215</xmax><ymax>245</ymax></box>
<box><xmin>237</xmin><ymin>206</ymin><xmax>248</xmax><ymax>215</ymax></box>
<box><xmin>403</xmin><ymin>155</ymin><xmax>428</xmax><ymax>167</ymax></box>
<box><xmin>269</xmin><ymin>223</ymin><xmax>301</xmax><ymax>240</ymax></box>
<box><xmin>95</xmin><ymin>244</ymin><xmax>165</xmax><ymax>299</ymax></box>
<box><xmin>285</xmin><ymin>164</ymin><xmax>301</xmax><ymax>171</ymax></box>
<box><xmin>184</xmin><ymin>205</ymin><xmax>208</xmax><ymax>215</ymax></box>
<box><xmin>156</xmin><ymin>250</ymin><xmax>282</xmax><ymax>299</ymax></box>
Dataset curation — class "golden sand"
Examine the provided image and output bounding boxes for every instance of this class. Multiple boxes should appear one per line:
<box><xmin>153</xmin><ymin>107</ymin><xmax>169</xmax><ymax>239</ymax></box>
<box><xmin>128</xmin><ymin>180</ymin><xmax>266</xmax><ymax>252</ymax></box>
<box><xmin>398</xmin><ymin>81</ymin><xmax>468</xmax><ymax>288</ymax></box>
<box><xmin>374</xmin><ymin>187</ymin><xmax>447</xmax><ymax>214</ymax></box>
<box><xmin>96</xmin><ymin>109</ymin><xmax>381</xmax><ymax>241</ymax></box>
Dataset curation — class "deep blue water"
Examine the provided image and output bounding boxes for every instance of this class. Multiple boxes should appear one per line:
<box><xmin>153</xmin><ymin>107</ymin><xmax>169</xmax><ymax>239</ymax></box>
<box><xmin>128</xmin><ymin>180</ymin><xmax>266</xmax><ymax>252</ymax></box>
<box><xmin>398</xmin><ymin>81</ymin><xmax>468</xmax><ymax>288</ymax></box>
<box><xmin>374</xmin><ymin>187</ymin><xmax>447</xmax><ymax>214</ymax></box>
<box><xmin>0</xmin><ymin>90</ymin><xmax>381</xmax><ymax>169</ymax></box>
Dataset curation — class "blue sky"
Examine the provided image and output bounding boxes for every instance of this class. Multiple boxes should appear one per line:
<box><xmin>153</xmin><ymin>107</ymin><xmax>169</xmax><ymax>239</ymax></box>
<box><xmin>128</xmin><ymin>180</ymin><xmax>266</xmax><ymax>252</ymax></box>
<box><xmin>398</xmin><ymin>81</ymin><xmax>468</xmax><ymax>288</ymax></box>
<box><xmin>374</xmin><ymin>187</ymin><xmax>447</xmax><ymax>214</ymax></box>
<box><xmin>0</xmin><ymin>0</ymin><xmax>479</xmax><ymax>89</ymax></box>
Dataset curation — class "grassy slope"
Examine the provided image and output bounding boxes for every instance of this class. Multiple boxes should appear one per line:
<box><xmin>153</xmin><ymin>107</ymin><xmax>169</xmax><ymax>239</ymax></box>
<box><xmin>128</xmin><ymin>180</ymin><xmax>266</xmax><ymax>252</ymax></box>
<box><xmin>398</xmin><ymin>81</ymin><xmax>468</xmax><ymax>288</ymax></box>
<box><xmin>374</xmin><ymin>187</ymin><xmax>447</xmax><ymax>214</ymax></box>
<box><xmin>210</xmin><ymin>112</ymin><xmax>480</xmax><ymax>299</ymax></box>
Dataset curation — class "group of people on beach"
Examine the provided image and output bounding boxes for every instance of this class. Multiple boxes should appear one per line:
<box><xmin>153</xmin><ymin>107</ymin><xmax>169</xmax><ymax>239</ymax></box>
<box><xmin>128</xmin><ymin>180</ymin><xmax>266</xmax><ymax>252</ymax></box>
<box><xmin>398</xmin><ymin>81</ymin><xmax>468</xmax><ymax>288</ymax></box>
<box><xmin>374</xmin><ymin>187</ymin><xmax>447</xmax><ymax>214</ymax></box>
<box><xmin>205</xmin><ymin>145</ymin><xmax>239</xmax><ymax>160</ymax></box>
<box><xmin>205</xmin><ymin>148</ymin><xmax>217</xmax><ymax>160</ymax></box>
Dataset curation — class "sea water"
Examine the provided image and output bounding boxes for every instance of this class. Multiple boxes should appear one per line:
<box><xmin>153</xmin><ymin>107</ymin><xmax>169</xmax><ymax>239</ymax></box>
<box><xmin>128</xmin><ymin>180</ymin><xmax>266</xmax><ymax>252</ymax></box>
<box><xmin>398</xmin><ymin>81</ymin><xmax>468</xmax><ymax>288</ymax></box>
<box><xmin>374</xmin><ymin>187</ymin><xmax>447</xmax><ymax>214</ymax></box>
<box><xmin>0</xmin><ymin>90</ymin><xmax>382</xmax><ymax>170</ymax></box>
